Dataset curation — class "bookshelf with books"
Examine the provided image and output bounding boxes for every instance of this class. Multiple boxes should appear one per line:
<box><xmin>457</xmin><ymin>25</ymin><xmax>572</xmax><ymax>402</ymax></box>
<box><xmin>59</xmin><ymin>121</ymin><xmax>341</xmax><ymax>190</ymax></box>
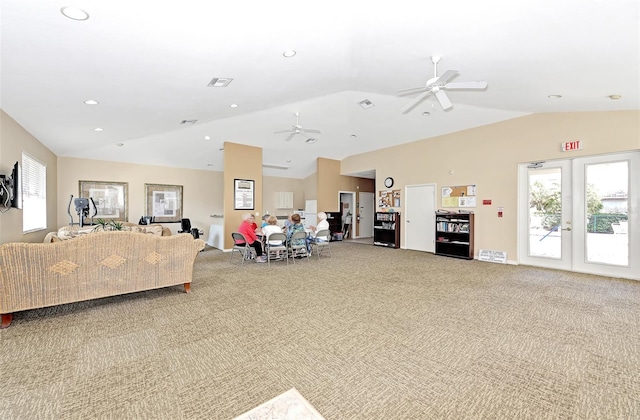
<box><xmin>435</xmin><ymin>213</ymin><xmax>474</xmax><ymax>259</ymax></box>
<box><xmin>374</xmin><ymin>212</ymin><xmax>401</xmax><ymax>248</ymax></box>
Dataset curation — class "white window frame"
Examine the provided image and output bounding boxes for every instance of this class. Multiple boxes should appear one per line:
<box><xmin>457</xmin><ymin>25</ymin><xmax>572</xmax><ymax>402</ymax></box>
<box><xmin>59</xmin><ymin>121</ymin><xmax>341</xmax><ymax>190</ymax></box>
<box><xmin>22</xmin><ymin>153</ymin><xmax>47</xmax><ymax>233</ymax></box>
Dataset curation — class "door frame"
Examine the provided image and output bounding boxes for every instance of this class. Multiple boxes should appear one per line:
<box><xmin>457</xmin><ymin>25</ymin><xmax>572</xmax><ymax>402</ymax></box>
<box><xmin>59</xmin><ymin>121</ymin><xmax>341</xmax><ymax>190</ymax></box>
<box><xmin>338</xmin><ymin>191</ymin><xmax>356</xmax><ymax>238</ymax></box>
<box><xmin>518</xmin><ymin>151</ymin><xmax>639</xmax><ymax>280</ymax></box>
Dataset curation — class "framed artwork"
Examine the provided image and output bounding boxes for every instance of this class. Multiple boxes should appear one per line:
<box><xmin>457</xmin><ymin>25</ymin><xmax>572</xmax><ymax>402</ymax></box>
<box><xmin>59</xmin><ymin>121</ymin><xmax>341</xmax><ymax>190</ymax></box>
<box><xmin>145</xmin><ymin>183</ymin><xmax>183</xmax><ymax>223</ymax></box>
<box><xmin>234</xmin><ymin>179</ymin><xmax>255</xmax><ymax>210</ymax></box>
<box><xmin>79</xmin><ymin>180</ymin><xmax>128</xmax><ymax>222</ymax></box>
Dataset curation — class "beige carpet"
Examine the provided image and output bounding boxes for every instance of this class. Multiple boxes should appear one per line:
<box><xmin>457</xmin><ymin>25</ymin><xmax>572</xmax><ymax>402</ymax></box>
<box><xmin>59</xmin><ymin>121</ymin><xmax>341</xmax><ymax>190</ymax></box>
<box><xmin>1</xmin><ymin>242</ymin><xmax>639</xmax><ymax>419</ymax></box>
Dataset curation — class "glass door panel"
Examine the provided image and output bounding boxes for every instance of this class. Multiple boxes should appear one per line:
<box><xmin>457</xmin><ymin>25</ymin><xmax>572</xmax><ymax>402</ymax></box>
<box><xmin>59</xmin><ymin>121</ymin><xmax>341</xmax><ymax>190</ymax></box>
<box><xmin>528</xmin><ymin>167</ymin><xmax>562</xmax><ymax>259</ymax></box>
<box><xmin>584</xmin><ymin>161</ymin><xmax>628</xmax><ymax>266</ymax></box>
<box><xmin>518</xmin><ymin>160</ymin><xmax>572</xmax><ymax>271</ymax></box>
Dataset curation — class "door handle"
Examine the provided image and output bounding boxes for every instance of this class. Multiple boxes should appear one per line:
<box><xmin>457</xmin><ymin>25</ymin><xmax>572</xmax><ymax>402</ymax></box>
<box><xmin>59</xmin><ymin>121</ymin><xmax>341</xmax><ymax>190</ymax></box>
<box><xmin>562</xmin><ymin>227</ymin><xmax>572</xmax><ymax>231</ymax></box>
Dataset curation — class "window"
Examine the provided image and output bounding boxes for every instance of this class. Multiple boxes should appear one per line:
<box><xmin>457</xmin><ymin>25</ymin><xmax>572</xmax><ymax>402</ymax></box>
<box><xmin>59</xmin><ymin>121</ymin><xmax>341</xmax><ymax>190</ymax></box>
<box><xmin>22</xmin><ymin>153</ymin><xmax>47</xmax><ymax>233</ymax></box>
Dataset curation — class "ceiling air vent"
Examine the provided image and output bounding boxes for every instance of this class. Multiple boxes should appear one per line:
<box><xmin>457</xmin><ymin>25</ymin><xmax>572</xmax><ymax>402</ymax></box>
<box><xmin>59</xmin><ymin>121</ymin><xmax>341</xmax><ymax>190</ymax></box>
<box><xmin>207</xmin><ymin>78</ymin><xmax>233</xmax><ymax>87</ymax></box>
<box><xmin>358</xmin><ymin>99</ymin><xmax>375</xmax><ymax>109</ymax></box>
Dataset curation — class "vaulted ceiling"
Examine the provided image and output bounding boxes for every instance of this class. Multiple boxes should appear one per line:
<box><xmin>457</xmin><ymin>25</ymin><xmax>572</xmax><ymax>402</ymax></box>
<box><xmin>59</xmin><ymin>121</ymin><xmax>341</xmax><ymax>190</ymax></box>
<box><xmin>1</xmin><ymin>0</ymin><xmax>638</xmax><ymax>178</ymax></box>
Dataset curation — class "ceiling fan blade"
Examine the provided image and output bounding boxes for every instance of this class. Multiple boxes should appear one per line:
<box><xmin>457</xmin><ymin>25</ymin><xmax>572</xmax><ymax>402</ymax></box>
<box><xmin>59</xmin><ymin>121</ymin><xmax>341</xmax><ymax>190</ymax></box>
<box><xmin>431</xmin><ymin>69</ymin><xmax>457</xmax><ymax>86</ymax></box>
<box><xmin>435</xmin><ymin>90</ymin><xmax>453</xmax><ymax>110</ymax></box>
<box><xmin>274</xmin><ymin>129</ymin><xmax>293</xmax><ymax>134</ymax></box>
<box><xmin>396</xmin><ymin>86</ymin><xmax>428</xmax><ymax>96</ymax></box>
<box><xmin>303</xmin><ymin>129</ymin><xmax>321</xmax><ymax>134</ymax></box>
<box><xmin>401</xmin><ymin>91</ymin><xmax>432</xmax><ymax>113</ymax></box>
<box><xmin>284</xmin><ymin>132</ymin><xmax>297</xmax><ymax>141</ymax></box>
<box><xmin>444</xmin><ymin>81</ymin><xmax>488</xmax><ymax>89</ymax></box>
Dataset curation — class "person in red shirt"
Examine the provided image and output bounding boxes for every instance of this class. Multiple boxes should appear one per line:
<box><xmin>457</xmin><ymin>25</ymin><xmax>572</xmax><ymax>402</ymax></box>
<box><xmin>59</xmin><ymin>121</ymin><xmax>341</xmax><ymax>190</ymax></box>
<box><xmin>238</xmin><ymin>213</ymin><xmax>266</xmax><ymax>263</ymax></box>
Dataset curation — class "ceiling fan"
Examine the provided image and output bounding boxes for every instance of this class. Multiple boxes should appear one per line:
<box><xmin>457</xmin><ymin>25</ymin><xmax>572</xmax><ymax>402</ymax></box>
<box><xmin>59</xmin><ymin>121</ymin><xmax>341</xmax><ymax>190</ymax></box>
<box><xmin>274</xmin><ymin>112</ymin><xmax>321</xmax><ymax>141</ymax></box>
<box><xmin>397</xmin><ymin>55</ymin><xmax>488</xmax><ymax>113</ymax></box>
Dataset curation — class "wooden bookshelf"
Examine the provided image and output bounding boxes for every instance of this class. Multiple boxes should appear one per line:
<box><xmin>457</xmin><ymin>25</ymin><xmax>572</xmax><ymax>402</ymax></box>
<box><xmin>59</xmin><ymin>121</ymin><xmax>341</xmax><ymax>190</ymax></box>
<box><xmin>435</xmin><ymin>213</ymin><xmax>474</xmax><ymax>259</ymax></box>
<box><xmin>374</xmin><ymin>212</ymin><xmax>400</xmax><ymax>248</ymax></box>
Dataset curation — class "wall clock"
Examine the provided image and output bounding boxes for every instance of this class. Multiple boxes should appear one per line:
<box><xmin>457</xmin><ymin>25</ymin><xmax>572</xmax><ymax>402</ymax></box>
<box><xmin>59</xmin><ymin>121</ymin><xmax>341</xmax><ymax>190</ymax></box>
<box><xmin>384</xmin><ymin>177</ymin><xmax>394</xmax><ymax>188</ymax></box>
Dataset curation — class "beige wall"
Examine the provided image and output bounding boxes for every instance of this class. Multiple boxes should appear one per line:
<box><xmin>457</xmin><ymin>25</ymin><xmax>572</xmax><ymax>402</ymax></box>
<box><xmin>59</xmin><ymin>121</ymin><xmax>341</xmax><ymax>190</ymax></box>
<box><xmin>0</xmin><ymin>110</ymin><xmax>58</xmax><ymax>243</ymax></box>
<box><xmin>262</xmin><ymin>176</ymin><xmax>306</xmax><ymax>215</ymax></box>
<box><xmin>223</xmin><ymin>142</ymin><xmax>263</xmax><ymax>249</ymax></box>
<box><xmin>317</xmin><ymin>157</ymin><xmax>375</xmax><ymax>237</ymax></box>
<box><xmin>342</xmin><ymin>111</ymin><xmax>640</xmax><ymax>261</ymax></box>
<box><xmin>57</xmin><ymin>157</ymin><xmax>222</xmax><ymax>237</ymax></box>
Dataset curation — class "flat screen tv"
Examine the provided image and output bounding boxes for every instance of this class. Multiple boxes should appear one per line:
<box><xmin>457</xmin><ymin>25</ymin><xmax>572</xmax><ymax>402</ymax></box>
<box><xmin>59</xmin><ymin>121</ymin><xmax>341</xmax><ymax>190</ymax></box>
<box><xmin>10</xmin><ymin>161</ymin><xmax>21</xmax><ymax>209</ymax></box>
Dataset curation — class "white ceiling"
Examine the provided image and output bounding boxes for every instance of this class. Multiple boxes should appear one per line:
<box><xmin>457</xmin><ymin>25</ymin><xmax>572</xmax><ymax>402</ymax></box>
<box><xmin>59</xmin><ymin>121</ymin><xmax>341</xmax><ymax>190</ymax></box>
<box><xmin>1</xmin><ymin>0</ymin><xmax>638</xmax><ymax>179</ymax></box>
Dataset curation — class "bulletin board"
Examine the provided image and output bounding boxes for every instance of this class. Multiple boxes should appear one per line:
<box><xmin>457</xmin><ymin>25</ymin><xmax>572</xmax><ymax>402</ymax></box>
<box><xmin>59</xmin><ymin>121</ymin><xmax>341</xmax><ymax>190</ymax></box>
<box><xmin>441</xmin><ymin>184</ymin><xmax>477</xmax><ymax>208</ymax></box>
<box><xmin>379</xmin><ymin>189</ymin><xmax>401</xmax><ymax>208</ymax></box>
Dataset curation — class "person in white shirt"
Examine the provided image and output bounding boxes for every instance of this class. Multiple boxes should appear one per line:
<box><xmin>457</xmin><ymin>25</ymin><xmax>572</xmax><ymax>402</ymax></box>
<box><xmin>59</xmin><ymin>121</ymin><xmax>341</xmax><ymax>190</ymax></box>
<box><xmin>309</xmin><ymin>212</ymin><xmax>330</xmax><ymax>242</ymax></box>
<box><xmin>262</xmin><ymin>215</ymin><xmax>285</xmax><ymax>259</ymax></box>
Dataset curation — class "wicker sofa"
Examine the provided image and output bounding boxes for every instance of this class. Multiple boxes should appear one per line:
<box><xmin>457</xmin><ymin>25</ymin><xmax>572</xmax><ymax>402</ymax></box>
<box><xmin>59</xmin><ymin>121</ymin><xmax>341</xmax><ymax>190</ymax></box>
<box><xmin>0</xmin><ymin>231</ymin><xmax>205</xmax><ymax>328</ymax></box>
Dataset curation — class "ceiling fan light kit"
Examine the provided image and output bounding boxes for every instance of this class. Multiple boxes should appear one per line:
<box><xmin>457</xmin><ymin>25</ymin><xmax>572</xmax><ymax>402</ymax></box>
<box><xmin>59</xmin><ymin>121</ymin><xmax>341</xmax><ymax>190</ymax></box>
<box><xmin>398</xmin><ymin>55</ymin><xmax>488</xmax><ymax>113</ymax></box>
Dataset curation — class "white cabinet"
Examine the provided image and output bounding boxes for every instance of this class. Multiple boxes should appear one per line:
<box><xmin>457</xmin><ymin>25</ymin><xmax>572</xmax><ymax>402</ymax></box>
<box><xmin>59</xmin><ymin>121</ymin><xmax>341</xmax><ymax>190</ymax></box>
<box><xmin>276</xmin><ymin>192</ymin><xmax>293</xmax><ymax>209</ymax></box>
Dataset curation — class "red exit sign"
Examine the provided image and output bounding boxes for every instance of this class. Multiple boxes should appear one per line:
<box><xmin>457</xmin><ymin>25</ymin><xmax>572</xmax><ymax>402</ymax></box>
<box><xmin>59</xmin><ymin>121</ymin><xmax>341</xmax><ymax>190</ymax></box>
<box><xmin>561</xmin><ymin>140</ymin><xmax>583</xmax><ymax>151</ymax></box>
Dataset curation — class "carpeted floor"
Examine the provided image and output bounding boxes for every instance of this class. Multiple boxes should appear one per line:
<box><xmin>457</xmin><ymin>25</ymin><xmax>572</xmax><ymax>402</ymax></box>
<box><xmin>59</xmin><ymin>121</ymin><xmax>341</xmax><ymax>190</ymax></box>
<box><xmin>1</xmin><ymin>242</ymin><xmax>639</xmax><ymax>419</ymax></box>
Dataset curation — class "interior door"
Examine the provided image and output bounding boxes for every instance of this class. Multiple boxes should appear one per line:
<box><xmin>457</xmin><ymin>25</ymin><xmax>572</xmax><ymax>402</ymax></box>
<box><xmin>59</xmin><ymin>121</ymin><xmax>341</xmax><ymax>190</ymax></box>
<box><xmin>518</xmin><ymin>152</ymin><xmax>639</xmax><ymax>280</ymax></box>
<box><xmin>405</xmin><ymin>184</ymin><xmax>436</xmax><ymax>252</ymax></box>
<box><xmin>358</xmin><ymin>192</ymin><xmax>374</xmax><ymax>238</ymax></box>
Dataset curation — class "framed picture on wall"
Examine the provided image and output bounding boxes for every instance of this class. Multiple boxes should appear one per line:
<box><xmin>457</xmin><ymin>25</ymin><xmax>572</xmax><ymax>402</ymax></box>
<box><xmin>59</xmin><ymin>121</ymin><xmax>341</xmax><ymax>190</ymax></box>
<box><xmin>234</xmin><ymin>179</ymin><xmax>254</xmax><ymax>210</ymax></box>
<box><xmin>145</xmin><ymin>183</ymin><xmax>183</xmax><ymax>223</ymax></box>
<box><xmin>79</xmin><ymin>180</ymin><xmax>128</xmax><ymax>222</ymax></box>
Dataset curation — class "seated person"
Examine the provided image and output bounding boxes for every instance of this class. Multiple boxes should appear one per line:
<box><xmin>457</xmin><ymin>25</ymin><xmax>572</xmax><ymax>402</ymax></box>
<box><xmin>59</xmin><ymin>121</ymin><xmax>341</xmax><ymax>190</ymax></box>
<box><xmin>309</xmin><ymin>212</ymin><xmax>330</xmax><ymax>239</ymax></box>
<box><xmin>260</xmin><ymin>214</ymin><xmax>270</xmax><ymax>228</ymax></box>
<box><xmin>238</xmin><ymin>213</ymin><xmax>266</xmax><ymax>263</ymax></box>
<box><xmin>263</xmin><ymin>215</ymin><xmax>285</xmax><ymax>259</ymax></box>
<box><xmin>285</xmin><ymin>213</ymin><xmax>307</xmax><ymax>254</ymax></box>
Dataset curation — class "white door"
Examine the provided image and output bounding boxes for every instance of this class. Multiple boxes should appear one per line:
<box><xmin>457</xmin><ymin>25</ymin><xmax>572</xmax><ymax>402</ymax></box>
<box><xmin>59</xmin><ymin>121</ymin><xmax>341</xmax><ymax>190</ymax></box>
<box><xmin>518</xmin><ymin>152</ymin><xmax>639</xmax><ymax>280</ymax></box>
<box><xmin>405</xmin><ymin>184</ymin><xmax>436</xmax><ymax>252</ymax></box>
<box><xmin>358</xmin><ymin>192</ymin><xmax>374</xmax><ymax>238</ymax></box>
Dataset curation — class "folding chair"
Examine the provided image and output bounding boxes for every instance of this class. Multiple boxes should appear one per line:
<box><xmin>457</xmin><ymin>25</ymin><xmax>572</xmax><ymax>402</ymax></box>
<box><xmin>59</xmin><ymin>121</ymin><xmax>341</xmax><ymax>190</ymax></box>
<box><xmin>230</xmin><ymin>232</ymin><xmax>255</xmax><ymax>264</ymax></box>
<box><xmin>310</xmin><ymin>229</ymin><xmax>332</xmax><ymax>259</ymax></box>
<box><xmin>289</xmin><ymin>230</ymin><xmax>310</xmax><ymax>263</ymax></box>
<box><xmin>265</xmin><ymin>232</ymin><xmax>288</xmax><ymax>266</ymax></box>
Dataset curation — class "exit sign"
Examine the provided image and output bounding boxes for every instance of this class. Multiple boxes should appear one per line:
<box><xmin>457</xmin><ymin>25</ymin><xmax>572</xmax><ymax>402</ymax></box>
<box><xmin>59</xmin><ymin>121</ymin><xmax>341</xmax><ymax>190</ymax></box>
<box><xmin>561</xmin><ymin>140</ymin><xmax>583</xmax><ymax>152</ymax></box>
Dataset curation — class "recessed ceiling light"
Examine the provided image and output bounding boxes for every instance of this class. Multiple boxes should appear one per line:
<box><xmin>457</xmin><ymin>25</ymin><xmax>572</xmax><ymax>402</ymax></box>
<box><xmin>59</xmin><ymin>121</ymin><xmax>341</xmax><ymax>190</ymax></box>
<box><xmin>94</xmin><ymin>127</ymin><xmax>103</xmax><ymax>132</ymax></box>
<box><xmin>422</xmin><ymin>111</ymin><xmax>431</xmax><ymax>116</ymax></box>
<box><xmin>219</xmin><ymin>147</ymin><xmax>224</xmax><ymax>151</ymax></box>
<box><xmin>306</xmin><ymin>138</ymin><xmax>317</xmax><ymax>144</ymax></box>
<box><xmin>350</xmin><ymin>134</ymin><xmax>357</xmax><ymax>138</ymax></box>
<box><xmin>116</xmin><ymin>143</ymin><xmax>124</xmax><ymax>147</ymax></box>
<box><xmin>60</xmin><ymin>7</ymin><xmax>89</xmax><ymax>21</ymax></box>
<box><xmin>180</xmin><ymin>119</ymin><xmax>198</xmax><ymax>125</ymax></box>
<box><xmin>283</xmin><ymin>50</ymin><xmax>296</xmax><ymax>58</ymax></box>
<box><xmin>84</xmin><ymin>99</ymin><xmax>99</xmax><ymax>105</ymax></box>
<box><xmin>548</xmin><ymin>94</ymin><xmax>562</xmax><ymax>99</ymax></box>
<box><xmin>230</xmin><ymin>104</ymin><xmax>239</xmax><ymax>108</ymax></box>
<box><xmin>204</xmin><ymin>136</ymin><xmax>211</xmax><ymax>140</ymax></box>
<box><xmin>358</xmin><ymin>99</ymin><xmax>375</xmax><ymax>109</ymax></box>
<box><xmin>207</xmin><ymin>163</ymin><xmax>214</xmax><ymax>167</ymax></box>
<box><xmin>207</xmin><ymin>78</ymin><xmax>233</xmax><ymax>87</ymax></box>
<box><xmin>609</xmin><ymin>94</ymin><xmax>622</xmax><ymax>100</ymax></box>
<box><xmin>286</xmin><ymin>160</ymin><xmax>291</xmax><ymax>163</ymax></box>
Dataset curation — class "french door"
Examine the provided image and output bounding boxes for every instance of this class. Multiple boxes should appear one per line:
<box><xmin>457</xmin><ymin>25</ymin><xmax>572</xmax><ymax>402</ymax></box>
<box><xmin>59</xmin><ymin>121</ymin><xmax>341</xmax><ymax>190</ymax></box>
<box><xmin>518</xmin><ymin>152</ymin><xmax>639</xmax><ymax>280</ymax></box>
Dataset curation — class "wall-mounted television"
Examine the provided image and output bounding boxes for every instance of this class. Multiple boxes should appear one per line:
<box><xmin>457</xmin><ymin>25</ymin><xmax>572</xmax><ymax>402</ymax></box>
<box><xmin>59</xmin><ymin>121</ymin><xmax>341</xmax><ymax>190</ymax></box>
<box><xmin>10</xmin><ymin>161</ymin><xmax>21</xmax><ymax>209</ymax></box>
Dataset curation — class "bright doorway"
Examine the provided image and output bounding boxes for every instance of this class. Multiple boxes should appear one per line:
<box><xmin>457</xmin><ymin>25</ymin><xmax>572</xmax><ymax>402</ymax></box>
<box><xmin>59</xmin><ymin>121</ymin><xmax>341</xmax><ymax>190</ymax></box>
<box><xmin>518</xmin><ymin>152</ymin><xmax>639</xmax><ymax>280</ymax></box>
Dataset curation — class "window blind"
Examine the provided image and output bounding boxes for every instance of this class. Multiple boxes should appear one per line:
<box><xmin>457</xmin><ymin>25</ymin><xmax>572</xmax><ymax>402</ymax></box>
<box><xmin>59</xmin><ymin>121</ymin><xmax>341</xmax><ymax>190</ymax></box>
<box><xmin>22</xmin><ymin>153</ymin><xmax>47</xmax><ymax>233</ymax></box>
